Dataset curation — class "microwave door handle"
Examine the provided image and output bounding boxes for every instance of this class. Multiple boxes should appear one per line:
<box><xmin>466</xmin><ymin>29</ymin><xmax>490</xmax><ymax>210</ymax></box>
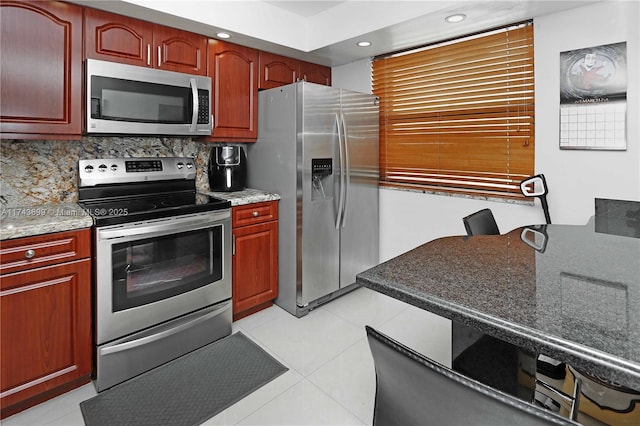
<box><xmin>189</xmin><ymin>78</ymin><xmax>199</xmax><ymax>132</ymax></box>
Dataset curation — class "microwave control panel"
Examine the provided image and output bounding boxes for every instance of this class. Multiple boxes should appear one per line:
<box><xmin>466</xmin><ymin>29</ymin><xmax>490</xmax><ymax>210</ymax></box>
<box><xmin>198</xmin><ymin>90</ymin><xmax>210</xmax><ymax>124</ymax></box>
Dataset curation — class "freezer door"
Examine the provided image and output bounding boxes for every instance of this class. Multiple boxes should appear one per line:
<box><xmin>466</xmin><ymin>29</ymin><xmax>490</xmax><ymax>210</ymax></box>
<box><xmin>248</xmin><ymin>84</ymin><xmax>299</xmax><ymax>315</ymax></box>
<box><xmin>299</xmin><ymin>83</ymin><xmax>342</xmax><ymax>307</ymax></box>
<box><xmin>339</xmin><ymin>89</ymin><xmax>380</xmax><ymax>287</ymax></box>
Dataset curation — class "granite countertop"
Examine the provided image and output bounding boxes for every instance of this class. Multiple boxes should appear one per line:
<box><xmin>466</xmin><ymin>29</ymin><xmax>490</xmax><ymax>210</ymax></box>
<box><xmin>202</xmin><ymin>188</ymin><xmax>280</xmax><ymax>206</ymax></box>
<box><xmin>0</xmin><ymin>203</ymin><xmax>94</xmax><ymax>240</ymax></box>
<box><xmin>357</xmin><ymin>215</ymin><xmax>640</xmax><ymax>390</ymax></box>
<box><xmin>0</xmin><ymin>189</ymin><xmax>279</xmax><ymax>241</ymax></box>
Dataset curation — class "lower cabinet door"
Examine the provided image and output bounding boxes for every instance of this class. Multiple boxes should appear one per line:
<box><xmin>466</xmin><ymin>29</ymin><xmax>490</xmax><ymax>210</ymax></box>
<box><xmin>0</xmin><ymin>259</ymin><xmax>92</xmax><ymax>418</ymax></box>
<box><xmin>232</xmin><ymin>220</ymin><xmax>278</xmax><ymax>320</ymax></box>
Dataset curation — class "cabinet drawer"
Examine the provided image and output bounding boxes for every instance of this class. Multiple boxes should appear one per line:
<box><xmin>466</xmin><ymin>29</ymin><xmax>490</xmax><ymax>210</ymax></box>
<box><xmin>232</xmin><ymin>201</ymin><xmax>278</xmax><ymax>227</ymax></box>
<box><xmin>0</xmin><ymin>229</ymin><xmax>91</xmax><ymax>276</ymax></box>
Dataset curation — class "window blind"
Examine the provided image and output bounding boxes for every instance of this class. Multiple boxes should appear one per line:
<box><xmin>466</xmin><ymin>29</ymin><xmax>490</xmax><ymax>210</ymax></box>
<box><xmin>373</xmin><ymin>22</ymin><xmax>534</xmax><ymax>198</ymax></box>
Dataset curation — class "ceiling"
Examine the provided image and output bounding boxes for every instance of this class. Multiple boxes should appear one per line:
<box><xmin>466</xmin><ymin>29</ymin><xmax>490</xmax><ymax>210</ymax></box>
<box><xmin>264</xmin><ymin>1</ymin><xmax>346</xmax><ymax>17</ymax></box>
<box><xmin>70</xmin><ymin>0</ymin><xmax>599</xmax><ymax>67</ymax></box>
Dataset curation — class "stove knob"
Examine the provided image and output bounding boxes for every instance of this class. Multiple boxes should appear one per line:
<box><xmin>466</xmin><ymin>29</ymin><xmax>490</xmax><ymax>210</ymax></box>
<box><xmin>111</xmin><ymin>164</ymin><xmax>118</xmax><ymax>171</ymax></box>
<box><xmin>176</xmin><ymin>162</ymin><xmax>184</xmax><ymax>169</ymax></box>
<box><xmin>84</xmin><ymin>165</ymin><xmax>94</xmax><ymax>173</ymax></box>
<box><xmin>186</xmin><ymin>162</ymin><xmax>193</xmax><ymax>169</ymax></box>
<box><xmin>98</xmin><ymin>164</ymin><xmax>107</xmax><ymax>172</ymax></box>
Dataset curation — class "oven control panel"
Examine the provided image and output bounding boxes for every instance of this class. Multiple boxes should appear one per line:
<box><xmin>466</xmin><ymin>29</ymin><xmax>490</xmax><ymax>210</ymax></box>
<box><xmin>79</xmin><ymin>157</ymin><xmax>196</xmax><ymax>187</ymax></box>
<box><xmin>125</xmin><ymin>159</ymin><xmax>163</xmax><ymax>173</ymax></box>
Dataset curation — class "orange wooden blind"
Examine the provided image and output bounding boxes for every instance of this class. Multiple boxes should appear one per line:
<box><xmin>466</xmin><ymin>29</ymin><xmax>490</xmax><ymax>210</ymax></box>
<box><xmin>373</xmin><ymin>23</ymin><xmax>535</xmax><ymax>198</ymax></box>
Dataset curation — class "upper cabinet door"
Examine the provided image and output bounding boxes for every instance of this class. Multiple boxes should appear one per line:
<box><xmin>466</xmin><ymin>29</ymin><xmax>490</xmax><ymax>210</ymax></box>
<box><xmin>85</xmin><ymin>9</ymin><xmax>207</xmax><ymax>75</ymax></box>
<box><xmin>259</xmin><ymin>51</ymin><xmax>299</xmax><ymax>89</ymax></box>
<box><xmin>300</xmin><ymin>61</ymin><xmax>332</xmax><ymax>86</ymax></box>
<box><xmin>0</xmin><ymin>0</ymin><xmax>82</xmax><ymax>138</ymax></box>
<box><xmin>153</xmin><ymin>25</ymin><xmax>207</xmax><ymax>76</ymax></box>
<box><xmin>84</xmin><ymin>8</ymin><xmax>153</xmax><ymax>67</ymax></box>
<box><xmin>208</xmin><ymin>40</ymin><xmax>259</xmax><ymax>142</ymax></box>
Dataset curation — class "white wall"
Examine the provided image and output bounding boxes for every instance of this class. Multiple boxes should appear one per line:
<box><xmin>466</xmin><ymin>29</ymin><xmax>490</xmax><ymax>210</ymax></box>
<box><xmin>534</xmin><ymin>1</ymin><xmax>640</xmax><ymax>225</ymax></box>
<box><xmin>333</xmin><ymin>1</ymin><xmax>640</xmax><ymax>262</ymax></box>
<box><xmin>332</xmin><ymin>59</ymin><xmax>373</xmax><ymax>94</ymax></box>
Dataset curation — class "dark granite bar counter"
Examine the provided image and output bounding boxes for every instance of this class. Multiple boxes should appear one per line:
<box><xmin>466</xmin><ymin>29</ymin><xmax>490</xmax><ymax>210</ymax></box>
<box><xmin>357</xmin><ymin>214</ymin><xmax>640</xmax><ymax>391</ymax></box>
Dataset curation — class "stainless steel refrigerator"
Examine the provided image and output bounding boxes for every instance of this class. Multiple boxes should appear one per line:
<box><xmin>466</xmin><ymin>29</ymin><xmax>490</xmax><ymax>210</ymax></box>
<box><xmin>247</xmin><ymin>81</ymin><xmax>379</xmax><ymax>317</ymax></box>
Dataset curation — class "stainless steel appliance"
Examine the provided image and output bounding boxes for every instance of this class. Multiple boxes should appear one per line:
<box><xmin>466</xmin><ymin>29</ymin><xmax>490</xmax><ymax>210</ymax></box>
<box><xmin>78</xmin><ymin>157</ymin><xmax>232</xmax><ymax>391</ymax></box>
<box><xmin>208</xmin><ymin>145</ymin><xmax>247</xmax><ymax>191</ymax></box>
<box><xmin>248</xmin><ymin>82</ymin><xmax>379</xmax><ymax>317</ymax></box>
<box><xmin>85</xmin><ymin>59</ymin><xmax>212</xmax><ymax>136</ymax></box>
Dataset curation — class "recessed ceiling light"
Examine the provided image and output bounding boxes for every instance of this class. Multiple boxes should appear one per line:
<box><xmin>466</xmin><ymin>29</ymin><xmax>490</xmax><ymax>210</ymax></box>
<box><xmin>357</xmin><ymin>41</ymin><xmax>372</xmax><ymax>47</ymax></box>
<box><xmin>445</xmin><ymin>14</ymin><xmax>466</xmax><ymax>23</ymax></box>
<box><xmin>217</xmin><ymin>32</ymin><xmax>231</xmax><ymax>39</ymax></box>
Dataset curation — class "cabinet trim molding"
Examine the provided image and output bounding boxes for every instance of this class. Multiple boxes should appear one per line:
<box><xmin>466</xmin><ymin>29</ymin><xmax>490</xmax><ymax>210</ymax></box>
<box><xmin>0</xmin><ymin>275</ymin><xmax>71</xmax><ymax>297</ymax></box>
<box><xmin>0</xmin><ymin>366</ymin><xmax>77</xmax><ymax>399</ymax></box>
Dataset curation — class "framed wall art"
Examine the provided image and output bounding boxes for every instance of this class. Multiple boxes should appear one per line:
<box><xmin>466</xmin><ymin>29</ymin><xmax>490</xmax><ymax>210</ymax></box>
<box><xmin>559</xmin><ymin>42</ymin><xmax>627</xmax><ymax>150</ymax></box>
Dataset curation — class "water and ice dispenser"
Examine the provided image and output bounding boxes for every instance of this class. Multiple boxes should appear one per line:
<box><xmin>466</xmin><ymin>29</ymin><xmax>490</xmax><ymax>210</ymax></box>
<box><xmin>311</xmin><ymin>158</ymin><xmax>333</xmax><ymax>200</ymax></box>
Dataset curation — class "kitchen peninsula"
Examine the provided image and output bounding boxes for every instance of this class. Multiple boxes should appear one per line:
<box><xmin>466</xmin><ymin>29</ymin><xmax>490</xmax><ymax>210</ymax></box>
<box><xmin>357</xmin><ymin>200</ymin><xmax>640</xmax><ymax>421</ymax></box>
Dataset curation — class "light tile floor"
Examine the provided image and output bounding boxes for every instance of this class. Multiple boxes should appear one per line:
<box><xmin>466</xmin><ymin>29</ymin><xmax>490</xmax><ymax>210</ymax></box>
<box><xmin>3</xmin><ymin>287</ymin><xmax>451</xmax><ymax>426</ymax></box>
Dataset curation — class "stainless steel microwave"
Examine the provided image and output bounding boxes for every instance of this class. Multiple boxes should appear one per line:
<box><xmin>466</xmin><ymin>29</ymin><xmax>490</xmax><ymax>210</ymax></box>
<box><xmin>85</xmin><ymin>59</ymin><xmax>212</xmax><ymax>136</ymax></box>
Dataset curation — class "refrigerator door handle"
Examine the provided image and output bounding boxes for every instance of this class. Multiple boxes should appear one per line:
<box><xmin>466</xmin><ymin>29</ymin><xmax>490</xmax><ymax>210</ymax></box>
<box><xmin>339</xmin><ymin>112</ymin><xmax>350</xmax><ymax>228</ymax></box>
<box><xmin>335</xmin><ymin>113</ymin><xmax>346</xmax><ymax>230</ymax></box>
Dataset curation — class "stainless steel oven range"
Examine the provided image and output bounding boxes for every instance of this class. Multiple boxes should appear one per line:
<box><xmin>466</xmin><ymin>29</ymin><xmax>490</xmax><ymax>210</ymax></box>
<box><xmin>78</xmin><ymin>157</ymin><xmax>232</xmax><ymax>392</ymax></box>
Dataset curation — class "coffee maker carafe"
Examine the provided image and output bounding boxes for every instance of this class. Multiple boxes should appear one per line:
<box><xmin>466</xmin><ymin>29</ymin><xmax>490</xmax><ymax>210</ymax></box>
<box><xmin>208</xmin><ymin>145</ymin><xmax>247</xmax><ymax>192</ymax></box>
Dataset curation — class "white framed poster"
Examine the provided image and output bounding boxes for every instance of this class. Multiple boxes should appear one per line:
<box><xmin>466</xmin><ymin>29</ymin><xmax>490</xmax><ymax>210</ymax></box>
<box><xmin>559</xmin><ymin>42</ymin><xmax>627</xmax><ymax>150</ymax></box>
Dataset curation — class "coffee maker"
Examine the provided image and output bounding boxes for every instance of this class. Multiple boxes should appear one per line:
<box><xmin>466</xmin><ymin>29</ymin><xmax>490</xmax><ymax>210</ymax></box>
<box><xmin>208</xmin><ymin>145</ymin><xmax>247</xmax><ymax>192</ymax></box>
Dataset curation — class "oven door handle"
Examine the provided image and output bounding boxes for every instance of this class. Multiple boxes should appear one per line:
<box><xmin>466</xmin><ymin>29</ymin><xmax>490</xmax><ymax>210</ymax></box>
<box><xmin>98</xmin><ymin>211</ymin><xmax>229</xmax><ymax>240</ymax></box>
<box><xmin>99</xmin><ymin>302</ymin><xmax>229</xmax><ymax>356</ymax></box>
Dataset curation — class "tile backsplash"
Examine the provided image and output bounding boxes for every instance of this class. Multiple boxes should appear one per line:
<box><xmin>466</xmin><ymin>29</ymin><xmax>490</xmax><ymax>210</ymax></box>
<box><xmin>0</xmin><ymin>137</ymin><xmax>219</xmax><ymax>207</ymax></box>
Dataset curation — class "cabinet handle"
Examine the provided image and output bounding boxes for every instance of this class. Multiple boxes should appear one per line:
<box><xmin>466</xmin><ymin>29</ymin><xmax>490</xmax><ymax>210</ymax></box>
<box><xmin>252</xmin><ymin>211</ymin><xmax>259</xmax><ymax>218</ymax></box>
<box><xmin>158</xmin><ymin>46</ymin><xmax>161</xmax><ymax>67</ymax></box>
<box><xmin>232</xmin><ymin>234</ymin><xmax>235</xmax><ymax>256</ymax></box>
<box><xmin>24</xmin><ymin>249</ymin><xmax>35</xmax><ymax>259</ymax></box>
<box><xmin>147</xmin><ymin>44</ymin><xmax>151</xmax><ymax>66</ymax></box>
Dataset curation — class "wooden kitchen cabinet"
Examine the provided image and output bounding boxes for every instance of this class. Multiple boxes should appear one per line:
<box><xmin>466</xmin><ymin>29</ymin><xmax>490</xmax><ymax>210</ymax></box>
<box><xmin>258</xmin><ymin>51</ymin><xmax>300</xmax><ymax>89</ymax></box>
<box><xmin>85</xmin><ymin>8</ymin><xmax>208</xmax><ymax>75</ymax></box>
<box><xmin>0</xmin><ymin>229</ymin><xmax>92</xmax><ymax>419</ymax></box>
<box><xmin>84</xmin><ymin>7</ymin><xmax>153</xmax><ymax>68</ymax></box>
<box><xmin>208</xmin><ymin>40</ymin><xmax>259</xmax><ymax>142</ymax></box>
<box><xmin>153</xmin><ymin>25</ymin><xmax>208</xmax><ymax>75</ymax></box>
<box><xmin>300</xmin><ymin>61</ymin><xmax>332</xmax><ymax>86</ymax></box>
<box><xmin>258</xmin><ymin>51</ymin><xmax>332</xmax><ymax>89</ymax></box>
<box><xmin>0</xmin><ymin>0</ymin><xmax>83</xmax><ymax>139</ymax></box>
<box><xmin>231</xmin><ymin>201</ymin><xmax>278</xmax><ymax>320</ymax></box>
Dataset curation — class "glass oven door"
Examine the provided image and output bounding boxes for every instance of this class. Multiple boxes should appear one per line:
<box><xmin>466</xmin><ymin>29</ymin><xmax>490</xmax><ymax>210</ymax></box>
<box><xmin>111</xmin><ymin>225</ymin><xmax>222</xmax><ymax>311</ymax></box>
<box><xmin>95</xmin><ymin>210</ymin><xmax>231</xmax><ymax>345</ymax></box>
